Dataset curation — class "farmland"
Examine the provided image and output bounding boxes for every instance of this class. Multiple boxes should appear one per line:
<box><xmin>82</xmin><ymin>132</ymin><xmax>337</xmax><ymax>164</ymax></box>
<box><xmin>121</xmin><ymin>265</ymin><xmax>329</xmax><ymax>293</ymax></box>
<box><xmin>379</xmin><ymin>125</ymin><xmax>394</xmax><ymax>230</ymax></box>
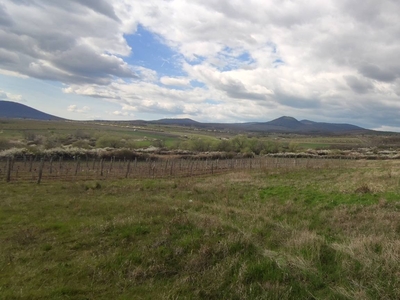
<box><xmin>1</xmin><ymin>119</ymin><xmax>400</xmax><ymax>299</ymax></box>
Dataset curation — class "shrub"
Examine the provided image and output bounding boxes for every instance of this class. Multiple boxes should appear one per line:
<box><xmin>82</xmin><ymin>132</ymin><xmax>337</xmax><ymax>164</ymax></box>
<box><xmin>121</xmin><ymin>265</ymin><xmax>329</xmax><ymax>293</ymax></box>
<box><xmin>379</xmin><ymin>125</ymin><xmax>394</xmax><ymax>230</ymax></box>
<box><xmin>96</xmin><ymin>136</ymin><xmax>124</xmax><ymax>148</ymax></box>
<box><xmin>72</xmin><ymin>140</ymin><xmax>91</xmax><ymax>149</ymax></box>
<box><xmin>190</xmin><ymin>138</ymin><xmax>211</xmax><ymax>152</ymax></box>
<box><xmin>0</xmin><ymin>137</ymin><xmax>11</xmax><ymax>150</ymax></box>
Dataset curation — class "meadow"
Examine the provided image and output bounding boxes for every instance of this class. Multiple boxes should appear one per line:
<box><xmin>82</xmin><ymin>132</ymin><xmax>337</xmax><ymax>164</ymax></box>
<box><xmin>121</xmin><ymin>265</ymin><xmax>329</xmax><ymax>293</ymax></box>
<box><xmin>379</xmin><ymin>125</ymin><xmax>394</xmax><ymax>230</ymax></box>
<box><xmin>3</xmin><ymin>118</ymin><xmax>397</xmax><ymax>155</ymax></box>
<box><xmin>1</xmin><ymin>158</ymin><xmax>400</xmax><ymax>299</ymax></box>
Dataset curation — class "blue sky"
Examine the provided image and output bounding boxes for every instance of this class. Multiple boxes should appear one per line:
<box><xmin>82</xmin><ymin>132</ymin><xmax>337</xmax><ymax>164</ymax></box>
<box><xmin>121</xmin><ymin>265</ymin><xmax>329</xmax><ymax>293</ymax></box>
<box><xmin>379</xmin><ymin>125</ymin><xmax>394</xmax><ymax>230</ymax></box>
<box><xmin>1</xmin><ymin>1</ymin><xmax>400</xmax><ymax>131</ymax></box>
<box><xmin>125</xmin><ymin>25</ymin><xmax>185</xmax><ymax>78</ymax></box>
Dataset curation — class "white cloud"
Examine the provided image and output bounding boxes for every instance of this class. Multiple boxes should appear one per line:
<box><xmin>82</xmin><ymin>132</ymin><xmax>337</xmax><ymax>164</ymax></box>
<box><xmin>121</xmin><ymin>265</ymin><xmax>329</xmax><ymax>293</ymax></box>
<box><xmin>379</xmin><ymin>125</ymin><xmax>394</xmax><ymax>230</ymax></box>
<box><xmin>160</xmin><ymin>76</ymin><xmax>191</xmax><ymax>87</ymax></box>
<box><xmin>67</xmin><ymin>104</ymin><xmax>90</xmax><ymax>113</ymax></box>
<box><xmin>0</xmin><ymin>1</ymin><xmax>136</xmax><ymax>85</ymax></box>
<box><xmin>112</xmin><ymin>110</ymin><xmax>129</xmax><ymax>116</ymax></box>
<box><xmin>0</xmin><ymin>89</ymin><xmax>24</xmax><ymax>102</ymax></box>
<box><xmin>1</xmin><ymin>0</ymin><xmax>400</xmax><ymax>129</ymax></box>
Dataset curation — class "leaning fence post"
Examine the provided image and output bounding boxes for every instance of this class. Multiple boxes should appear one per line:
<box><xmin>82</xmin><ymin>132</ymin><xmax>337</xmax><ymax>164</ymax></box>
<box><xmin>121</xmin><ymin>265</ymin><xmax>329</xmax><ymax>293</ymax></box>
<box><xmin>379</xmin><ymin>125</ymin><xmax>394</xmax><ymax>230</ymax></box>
<box><xmin>37</xmin><ymin>158</ymin><xmax>44</xmax><ymax>184</ymax></box>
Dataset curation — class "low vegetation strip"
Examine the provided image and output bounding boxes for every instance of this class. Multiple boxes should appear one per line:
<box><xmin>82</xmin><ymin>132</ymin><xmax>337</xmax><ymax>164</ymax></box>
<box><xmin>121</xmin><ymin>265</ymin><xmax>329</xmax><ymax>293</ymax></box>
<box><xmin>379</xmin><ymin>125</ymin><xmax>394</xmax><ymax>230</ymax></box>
<box><xmin>1</xmin><ymin>160</ymin><xmax>399</xmax><ymax>299</ymax></box>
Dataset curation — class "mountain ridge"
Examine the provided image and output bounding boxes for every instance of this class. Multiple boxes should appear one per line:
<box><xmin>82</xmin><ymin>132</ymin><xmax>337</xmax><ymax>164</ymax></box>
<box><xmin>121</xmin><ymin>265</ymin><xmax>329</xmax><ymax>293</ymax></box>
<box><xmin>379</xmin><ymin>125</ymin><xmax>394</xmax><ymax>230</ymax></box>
<box><xmin>1</xmin><ymin>100</ymin><xmax>371</xmax><ymax>134</ymax></box>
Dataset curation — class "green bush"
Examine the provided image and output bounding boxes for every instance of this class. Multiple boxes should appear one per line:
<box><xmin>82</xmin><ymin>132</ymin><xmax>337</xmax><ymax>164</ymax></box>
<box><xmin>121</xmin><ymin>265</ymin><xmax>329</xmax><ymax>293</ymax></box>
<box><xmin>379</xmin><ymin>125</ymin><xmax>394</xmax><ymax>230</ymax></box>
<box><xmin>72</xmin><ymin>140</ymin><xmax>91</xmax><ymax>149</ymax></box>
<box><xmin>0</xmin><ymin>137</ymin><xmax>11</xmax><ymax>150</ymax></box>
<box><xmin>96</xmin><ymin>136</ymin><xmax>124</xmax><ymax>148</ymax></box>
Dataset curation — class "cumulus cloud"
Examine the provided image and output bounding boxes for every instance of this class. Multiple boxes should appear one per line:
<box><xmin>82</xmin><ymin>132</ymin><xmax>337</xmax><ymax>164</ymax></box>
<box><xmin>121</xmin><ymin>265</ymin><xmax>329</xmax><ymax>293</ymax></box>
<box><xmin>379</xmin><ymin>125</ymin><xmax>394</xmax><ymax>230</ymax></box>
<box><xmin>0</xmin><ymin>89</ymin><xmax>24</xmax><ymax>102</ymax></box>
<box><xmin>112</xmin><ymin>110</ymin><xmax>129</xmax><ymax>116</ymax></box>
<box><xmin>0</xmin><ymin>1</ymin><xmax>136</xmax><ymax>85</ymax></box>
<box><xmin>1</xmin><ymin>0</ymin><xmax>400</xmax><ymax>128</ymax></box>
<box><xmin>67</xmin><ymin>104</ymin><xmax>90</xmax><ymax>113</ymax></box>
<box><xmin>160</xmin><ymin>76</ymin><xmax>191</xmax><ymax>87</ymax></box>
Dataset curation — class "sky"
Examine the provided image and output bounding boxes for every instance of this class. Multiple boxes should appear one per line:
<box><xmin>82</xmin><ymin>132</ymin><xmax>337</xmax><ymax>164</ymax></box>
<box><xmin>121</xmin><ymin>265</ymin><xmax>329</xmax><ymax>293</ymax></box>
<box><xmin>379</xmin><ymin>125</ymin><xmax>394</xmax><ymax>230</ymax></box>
<box><xmin>1</xmin><ymin>0</ymin><xmax>400</xmax><ymax>131</ymax></box>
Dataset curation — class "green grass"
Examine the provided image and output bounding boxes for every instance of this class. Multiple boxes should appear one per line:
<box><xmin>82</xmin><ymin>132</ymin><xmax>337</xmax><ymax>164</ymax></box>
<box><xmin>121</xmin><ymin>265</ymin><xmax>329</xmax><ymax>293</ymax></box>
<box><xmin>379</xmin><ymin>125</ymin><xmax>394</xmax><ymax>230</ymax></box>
<box><xmin>0</xmin><ymin>119</ymin><xmax>181</xmax><ymax>143</ymax></box>
<box><xmin>1</xmin><ymin>161</ymin><xmax>400</xmax><ymax>299</ymax></box>
<box><xmin>297</xmin><ymin>142</ymin><xmax>331</xmax><ymax>149</ymax></box>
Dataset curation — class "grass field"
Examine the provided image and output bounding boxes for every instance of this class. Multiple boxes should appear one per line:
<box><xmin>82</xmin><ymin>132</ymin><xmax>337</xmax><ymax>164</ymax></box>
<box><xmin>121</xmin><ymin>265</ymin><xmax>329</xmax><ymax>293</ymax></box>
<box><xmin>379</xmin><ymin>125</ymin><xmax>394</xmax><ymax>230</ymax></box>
<box><xmin>1</xmin><ymin>160</ymin><xmax>400</xmax><ymax>299</ymax></box>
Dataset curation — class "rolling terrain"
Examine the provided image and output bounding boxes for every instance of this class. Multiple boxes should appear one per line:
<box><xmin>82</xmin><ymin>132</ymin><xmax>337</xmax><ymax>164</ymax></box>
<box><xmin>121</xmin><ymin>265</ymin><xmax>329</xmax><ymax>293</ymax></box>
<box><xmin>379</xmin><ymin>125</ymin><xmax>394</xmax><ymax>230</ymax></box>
<box><xmin>1</xmin><ymin>100</ymin><xmax>371</xmax><ymax>134</ymax></box>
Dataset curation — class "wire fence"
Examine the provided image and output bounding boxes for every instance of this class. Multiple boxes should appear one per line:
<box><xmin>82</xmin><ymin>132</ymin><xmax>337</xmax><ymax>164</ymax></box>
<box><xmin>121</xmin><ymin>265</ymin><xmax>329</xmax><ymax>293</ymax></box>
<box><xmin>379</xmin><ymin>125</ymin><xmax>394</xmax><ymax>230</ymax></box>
<box><xmin>0</xmin><ymin>155</ymin><xmax>352</xmax><ymax>184</ymax></box>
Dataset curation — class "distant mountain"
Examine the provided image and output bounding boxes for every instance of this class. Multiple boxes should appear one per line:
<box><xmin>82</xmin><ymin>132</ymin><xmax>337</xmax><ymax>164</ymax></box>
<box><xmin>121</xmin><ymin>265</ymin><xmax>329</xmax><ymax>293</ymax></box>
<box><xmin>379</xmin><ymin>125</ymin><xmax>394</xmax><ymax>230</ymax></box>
<box><xmin>267</xmin><ymin>116</ymin><xmax>304</xmax><ymax>129</ymax></box>
<box><xmin>299</xmin><ymin>119</ymin><xmax>364</xmax><ymax>133</ymax></box>
<box><xmin>143</xmin><ymin>116</ymin><xmax>369</xmax><ymax>134</ymax></box>
<box><xmin>232</xmin><ymin>116</ymin><xmax>367</xmax><ymax>134</ymax></box>
<box><xmin>0</xmin><ymin>100</ymin><xmax>64</xmax><ymax>120</ymax></box>
<box><xmin>0</xmin><ymin>100</ymin><xmax>370</xmax><ymax>134</ymax></box>
<box><xmin>153</xmin><ymin>118</ymin><xmax>200</xmax><ymax>126</ymax></box>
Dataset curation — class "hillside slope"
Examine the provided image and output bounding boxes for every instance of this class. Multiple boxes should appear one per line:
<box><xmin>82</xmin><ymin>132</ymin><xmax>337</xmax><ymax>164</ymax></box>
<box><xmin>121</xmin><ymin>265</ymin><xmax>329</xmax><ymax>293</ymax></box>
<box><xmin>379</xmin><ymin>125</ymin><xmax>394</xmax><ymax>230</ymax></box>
<box><xmin>0</xmin><ymin>101</ymin><xmax>63</xmax><ymax>120</ymax></box>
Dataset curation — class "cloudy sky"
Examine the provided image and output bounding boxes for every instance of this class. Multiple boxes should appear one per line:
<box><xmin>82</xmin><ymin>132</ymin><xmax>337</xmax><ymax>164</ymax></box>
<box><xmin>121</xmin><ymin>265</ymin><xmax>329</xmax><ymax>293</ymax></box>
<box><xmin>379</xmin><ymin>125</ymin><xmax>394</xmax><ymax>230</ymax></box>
<box><xmin>1</xmin><ymin>0</ymin><xmax>400</xmax><ymax>130</ymax></box>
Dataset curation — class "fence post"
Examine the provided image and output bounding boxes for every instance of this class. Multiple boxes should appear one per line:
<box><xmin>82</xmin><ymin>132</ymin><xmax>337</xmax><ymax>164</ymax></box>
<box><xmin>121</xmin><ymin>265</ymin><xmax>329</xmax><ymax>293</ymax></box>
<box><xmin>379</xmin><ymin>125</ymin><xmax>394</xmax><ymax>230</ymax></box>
<box><xmin>37</xmin><ymin>158</ymin><xmax>44</xmax><ymax>184</ymax></box>
<box><xmin>6</xmin><ymin>157</ymin><xmax>11</xmax><ymax>182</ymax></box>
<box><xmin>170</xmin><ymin>160</ymin><xmax>174</xmax><ymax>176</ymax></box>
<box><xmin>164</xmin><ymin>159</ymin><xmax>169</xmax><ymax>175</ymax></box>
<box><xmin>190</xmin><ymin>160</ymin><xmax>194</xmax><ymax>177</ymax></box>
<box><xmin>49</xmin><ymin>157</ymin><xmax>53</xmax><ymax>174</ymax></box>
<box><xmin>109</xmin><ymin>157</ymin><xmax>114</xmax><ymax>175</ymax></box>
<box><xmin>59</xmin><ymin>156</ymin><xmax>62</xmax><ymax>173</ymax></box>
<box><xmin>100</xmin><ymin>159</ymin><xmax>104</xmax><ymax>177</ymax></box>
<box><xmin>29</xmin><ymin>156</ymin><xmax>33</xmax><ymax>172</ymax></box>
<box><xmin>75</xmin><ymin>157</ymin><xmax>80</xmax><ymax>176</ymax></box>
<box><xmin>125</xmin><ymin>160</ymin><xmax>131</xmax><ymax>178</ymax></box>
<box><xmin>152</xmin><ymin>161</ymin><xmax>156</xmax><ymax>178</ymax></box>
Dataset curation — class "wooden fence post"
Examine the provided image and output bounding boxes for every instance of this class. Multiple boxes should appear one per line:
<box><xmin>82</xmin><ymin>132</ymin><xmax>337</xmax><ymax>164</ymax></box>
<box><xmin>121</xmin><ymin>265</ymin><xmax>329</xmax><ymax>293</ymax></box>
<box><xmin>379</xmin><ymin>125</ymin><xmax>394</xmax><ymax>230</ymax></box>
<box><xmin>75</xmin><ymin>157</ymin><xmax>80</xmax><ymax>176</ymax></box>
<box><xmin>29</xmin><ymin>156</ymin><xmax>33</xmax><ymax>172</ymax></box>
<box><xmin>100</xmin><ymin>159</ymin><xmax>104</xmax><ymax>177</ymax></box>
<box><xmin>109</xmin><ymin>157</ymin><xmax>114</xmax><ymax>175</ymax></box>
<box><xmin>37</xmin><ymin>158</ymin><xmax>44</xmax><ymax>184</ymax></box>
<box><xmin>152</xmin><ymin>161</ymin><xmax>156</xmax><ymax>178</ymax></box>
<box><xmin>170</xmin><ymin>161</ymin><xmax>174</xmax><ymax>176</ymax></box>
<box><xmin>164</xmin><ymin>160</ymin><xmax>169</xmax><ymax>175</ymax></box>
<box><xmin>125</xmin><ymin>160</ymin><xmax>131</xmax><ymax>178</ymax></box>
<box><xmin>6</xmin><ymin>157</ymin><xmax>11</xmax><ymax>182</ymax></box>
<box><xmin>59</xmin><ymin>156</ymin><xmax>62</xmax><ymax>174</ymax></box>
<box><xmin>49</xmin><ymin>157</ymin><xmax>53</xmax><ymax>174</ymax></box>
